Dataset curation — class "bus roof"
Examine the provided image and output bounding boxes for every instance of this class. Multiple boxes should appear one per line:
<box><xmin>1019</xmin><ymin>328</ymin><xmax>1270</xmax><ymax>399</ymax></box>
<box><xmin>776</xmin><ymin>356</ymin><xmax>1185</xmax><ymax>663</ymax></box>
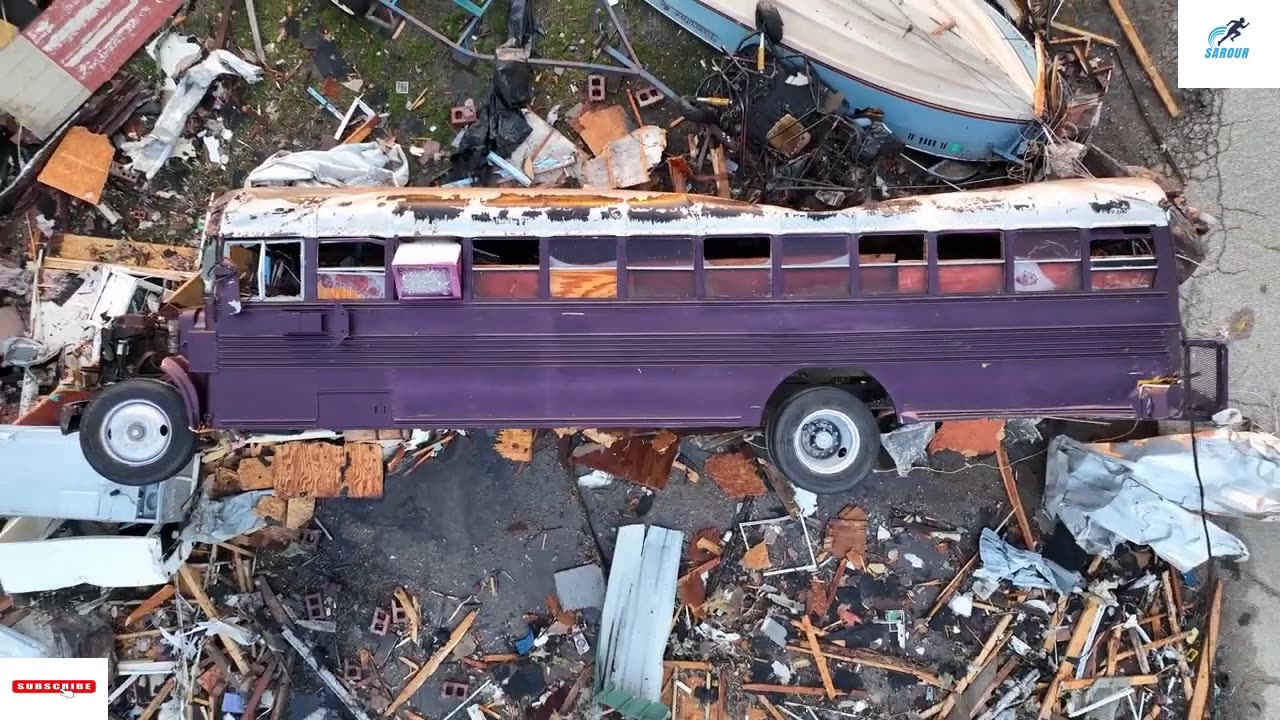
<box><xmin>211</xmin><ymin>177</ymin><xmax>1170</xmax><ymax>240</ymax></box>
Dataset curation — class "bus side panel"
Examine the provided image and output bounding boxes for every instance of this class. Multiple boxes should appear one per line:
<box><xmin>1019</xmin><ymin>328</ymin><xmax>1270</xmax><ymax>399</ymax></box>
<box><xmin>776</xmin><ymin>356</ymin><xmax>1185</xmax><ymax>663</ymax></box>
<box><xmin>389</xmin><ymin>365</ymin><xmax>782</xmax><ymax>427</ymax></box>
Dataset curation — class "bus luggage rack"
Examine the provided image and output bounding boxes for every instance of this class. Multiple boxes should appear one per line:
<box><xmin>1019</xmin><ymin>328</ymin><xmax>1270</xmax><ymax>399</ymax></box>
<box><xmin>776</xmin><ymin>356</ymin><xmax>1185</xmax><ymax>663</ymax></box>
<box><xmin>1183</xmin><ymin>340</ymin><xmax>1229</xmax><ymax>420</ymax></box>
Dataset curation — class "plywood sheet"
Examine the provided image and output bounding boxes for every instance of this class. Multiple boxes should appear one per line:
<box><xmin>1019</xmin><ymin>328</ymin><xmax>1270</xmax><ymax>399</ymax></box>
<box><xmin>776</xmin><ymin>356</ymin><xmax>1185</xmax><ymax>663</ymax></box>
<box><xmin>48</xmin><ymin>233</ymin><xmax>197</xmax><ymax>274</ymax></box>
<box><xmin>37</xmin><ymin>127</ymin><xmax>114</xmax><ymax>203</ymax></box>
<box><xmin>274</xmin><ymin>441</ymin><xmax>383</xmax><ymax>499</ymax></box>
<box><xmin>575</xmin><ymin>105</ymin><xmax>630</xmax><ymax>155</ymax></box>
<box><xmin>273</xmin><ymin>442</ymin><xmax>344</xmax><ymax>499</ymax></box>
<box><xmin>236</xmin><ymin>456</ymin><xmax>275</xmax><ymax>491</ymax></box>
<box><xmin>704</xmin><ymin>452</ymin><xmax>766</xmax><ymax>498</ymax></box>
<box><xmin>342</xmin><ymin>442</ymin><xmax>384</xmax><ymax>499</ymax></box>
<box><xmin>550</xmin><ymin>269</ymin><xmax>618</xmax><ymax>298</ymax></box>
<box><xmin>284</xmin><ymin>497</ymin><xmax>316</xmax><ymax>529</ymax></box>
<box><xmin>494</xmin><ymin>430</ymin><xmax>535</xmax><ymax>463</ymax></box>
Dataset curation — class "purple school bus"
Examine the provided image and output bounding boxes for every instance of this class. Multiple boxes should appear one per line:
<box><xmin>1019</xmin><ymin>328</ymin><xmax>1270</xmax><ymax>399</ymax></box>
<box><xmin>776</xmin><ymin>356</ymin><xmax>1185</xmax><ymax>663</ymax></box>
<box><xmin>79</xmin><ymin>178</ymin><xmax>1227</xmax><ymax>492</ymax></box>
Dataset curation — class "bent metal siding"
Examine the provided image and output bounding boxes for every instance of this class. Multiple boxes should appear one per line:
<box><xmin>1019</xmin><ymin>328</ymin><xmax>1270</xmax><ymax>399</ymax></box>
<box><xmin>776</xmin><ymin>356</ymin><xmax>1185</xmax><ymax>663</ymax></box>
<box><xmin>211</xmin><ymin>178</ymin><xmax>1171</xmax><ymax>242</ymax></box>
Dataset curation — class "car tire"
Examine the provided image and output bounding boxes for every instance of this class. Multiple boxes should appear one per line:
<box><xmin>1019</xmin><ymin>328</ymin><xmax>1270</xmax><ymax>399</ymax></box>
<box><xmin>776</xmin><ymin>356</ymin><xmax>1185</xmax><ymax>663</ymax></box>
<box><xmin>329</xmin><ymin>0</ymin><xmax>371</xmax><ymax>17</ymax></box>
<box><xmin>766</xmin><ymin>386</ymin><xmax>879</xmax><ymax>494</ymax></box>
<box><xmin>80</xmin><ymin>379</ymin><xmax>197</xmax><ymax>486</ymax></box>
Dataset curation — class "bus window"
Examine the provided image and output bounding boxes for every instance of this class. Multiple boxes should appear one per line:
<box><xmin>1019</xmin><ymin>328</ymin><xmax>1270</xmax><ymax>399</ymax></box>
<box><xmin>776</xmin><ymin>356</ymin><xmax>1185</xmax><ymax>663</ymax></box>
<box><xmin>392</xmin><ymin>239</ymin><xmax>461</xmax><ymax>298</ymax></box>
<box><xmin>938</xmin><ymin>232</ymin><xmax>1003</xmax><ymax>294</ymax></box>
<box><xmin>473</xmin><ymin>238</ymin><xmax>540</xmax><ymax>300</ymax></box>
<box><xmin>705</xmin><ymin>236</ymin><xmax>770</xmax><ymax>298</ymax></box>
<box><xmin>858</xmin><ymin>234</ymin><xmax>925</xmax><ymax>295</ymax></box>
<box><xmin>225</xmin><ymin>240</ymin><xmax>302</xmax><ymax>301</ymax></box>
<box><xmin>781</xmin><ymin>236</ymin><xmax>849</xmax><ymax>298</ymax></box>
<box><xmin>626</xmin><ymin>237</ymin><xmax>694</xmax><ymax>299</ymax></box>
<box><xmin>1090</xmin><ymin>230</ymin><xmax>1156</xmax><ymax>290</ymax></box>
<box><xmin>317</xmin><ymin>240</ymin><xmax>387</xmax><ymax>300</ymax></box>
<box><xmin>550</xmin><ymin>238</ymin><xmax>617</xmax><ymax>299</ymax></box>
<box><xmin>1013</xmin><ymin>229</ymin><xmax>1081</xmax><ymax>292</ymax></box>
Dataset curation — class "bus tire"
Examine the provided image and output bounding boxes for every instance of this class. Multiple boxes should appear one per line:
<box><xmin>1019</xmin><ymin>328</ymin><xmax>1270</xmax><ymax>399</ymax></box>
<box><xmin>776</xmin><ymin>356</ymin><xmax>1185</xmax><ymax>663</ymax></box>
<box><xmin>80</xmin><ymin>379</ymin><xmax>197</xmax><ymax>486</ymax></box>
<box><xmin>767</xmin><ymin>386</ymin><xmax>879</xmax><ymax>494</ymax></box>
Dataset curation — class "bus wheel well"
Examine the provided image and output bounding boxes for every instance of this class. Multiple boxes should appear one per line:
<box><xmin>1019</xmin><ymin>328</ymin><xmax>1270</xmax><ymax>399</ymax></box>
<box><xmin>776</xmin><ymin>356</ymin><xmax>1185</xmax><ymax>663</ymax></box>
<box><xmin>765</xmin><ymin>368</ymin><xmax>898</xmax><ymax>423</ymax></box>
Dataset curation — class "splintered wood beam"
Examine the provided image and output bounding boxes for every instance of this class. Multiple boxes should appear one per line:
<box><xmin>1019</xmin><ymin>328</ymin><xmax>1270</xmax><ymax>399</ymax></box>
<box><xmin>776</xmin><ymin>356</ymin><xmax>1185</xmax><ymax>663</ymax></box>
<box><xmin>787</xmin><ymin>644</ymin><xmax>944</xmax><ymax>688</ymax></box>
<box><xmin>996</xmin><ymin>439</ymin><xmax>1036</xmax><ymax>549</ymax></box>
<box><xmin>801</xmin><ymin>616</ymin><xmax>837</xmax><ymax>699</ymax></box>
<box><xmin>385</xmin><ymin>609</ymin><xmax>477</xmax><ymax>716</ymax></box>
<box><xmin>1188</xmin><ymin>580</ymin><xmax>1224</xmax><ymax>719</ymax></box>
<box><xmin>177</xmin><ymin>564</ymin><xmax>250</xmax><ymax>675</ymax></box>
<box><xmin>1050</xmin><ymin>21</ymin><xmax>1118</xmax><ymax>47</ymax></box>
<box><xmin>1040</xmin><ymin>597</ymin><xmax>1102</xmax><ymax>719</ymax></box>
<box><xmin>924</xmin><ymin>614</ymin><xmax>1013</xmax><ymax>719</ymax></box>
<box><xmin>1108</xmin><ymin>0</ymin><xmax>1180</xmax><ymax>117</ymax></box>
<box><xmin>124</xmin><ymin>585</ymin><xmax>176</xmax><ymax>627</ymax></box>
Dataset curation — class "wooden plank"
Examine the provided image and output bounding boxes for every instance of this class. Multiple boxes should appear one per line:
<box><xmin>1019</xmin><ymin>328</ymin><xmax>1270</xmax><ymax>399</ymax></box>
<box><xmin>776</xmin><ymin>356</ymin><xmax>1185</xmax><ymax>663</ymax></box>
<box><xmin>926</xmin><ymin>553</ymin><xmax>978</xmax><ymax>622</ymax></box>
<box><xmin>1050</xmin><ymin>21</ymin><xmax>1118</xmax><ymax>47</ymax></box>
<box><xmin>139</xmin><ymin>676</ymin><xmax>176</xmax><ymax>720</ymax></box>
<box><xmin>343</xmin><ymin>442</ymin><xmax>385</xmax><ymax>498</ymax></box>
<box><xmin>787</xmin><ymin>644</ymin><xmax>943</xmax><ymax>687</ymax></box>
<box><xmin>48</xmin><ymin>233</ymin><xmax>197</xmax><ymax>272</ymax></box>
<box><xmin>996</xmin><ymin>439</ymin><xmax>1035</xmax><ymax>549</ymax></box>
<box><xmin>1060</xmin><ymin>675</ymin><xmax>1158</xmax><ymax>691</ymax></box>
<box><xmin>710</xmin><ymin>146</ymin><xmax>730</xmax><ymax>198</ymax></box>
<box><xmin>41</xmin><ymin>256</ymin><xmax>195</xmax><ymax>282</ymax></box>
<box><xmin>273</xmin><ymin>442</ymin><xmax>345</xmax><ymax>499</ymax></box>
<box><xmin>1039</xmin><ymin>598</ymin><xmax>1102</xmax><ymax>719</ymax></box>
<box><xmin>800</xmin><ymin>616</ymin><xmax>836</xmax><ymax>699</ymax></box>
<box><xmin>550</xmin><ymin>269</ymin><xmax>618</xmax><ymax>298</ymax></box>
<box><xmin>923</xmin><ymin>614</ymin><xmax>1012</xmax><ymax>719</ymax></box>
<box><xmin>1107</xmin><ymin>0</ymin><xmax>1180</xmax><ymax>118</ymax></box>
<box><xmin>970</xmin><ymin>657</ymin><xmax>1018</xmax><ymax>717</ymax></box>
<box><xmin>255</xmin><ymin>495</ymin><xmax>287</xmax><ymax>521</ymax></box>
<box><xmin>236</xmin><ymin>456</ymin><xmax>275</xmax><ymax>491</ymax></box>
<box><xmin>1188</xmin><ymin>580</ymin><xmax>1224</xmax><ymax>719</ymax></box>
<box><xmin>37</xmin><ymin>128</ymin><xmax>114</xmax><ymax>203</ymax></box>
<box><xmin>124</xmin><ymin>585</ymin><xmax>176</xmax><ymax>627</ymax></box>
<box><xmin>741</xmin><ymin>684</ymin><xmax>834</xmax><ymax>697</ymax></box>
<box><xmin>385</xmin><ymin>609</ymin><xmax>478</xmax><ymax>716</ymax></box>
<box><xmin>1043</xmin><ymin>595</ymin><xmax>1068</xmax><ymax>652</ymax></box>
<box><xmin>177</xmin><ymin>564</ymin><xmax>251</xmax><ymax>674</ymax></box>
<box><xmin>757</xmin><ymin>696</ymin><xmax>787</xmax><ymax>720</ymax></box>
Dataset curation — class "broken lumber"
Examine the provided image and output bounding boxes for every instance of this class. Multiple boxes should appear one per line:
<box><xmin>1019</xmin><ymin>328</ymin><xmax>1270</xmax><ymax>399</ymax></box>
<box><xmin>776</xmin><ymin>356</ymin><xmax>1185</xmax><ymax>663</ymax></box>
<box><xmin>1188</xmin><ymin>580</ymin><xmax>1224</xmax><ymax>719</ymax></box>
<box><xmin>139</xmin><ymin>676</ymin><xmax>176</xmax><ymax>720</ymax></box>
<box><xmin>923</xmin><ymin>614</ymin><xmax>1013</xmax><ymax>718</ymax></box>
<box><xmin>996</xmin><ymin>438</ymin><xmax>1035</xmax><ymax>549</ymax></box>
<box><xmin>926</xmin><ymin>552</ymin><xmax>978</xmax><ymax>622</ymax></box>
<box><xmin>710</xmin><ymin>146</ymin><xmax>731</xmax><ymax>198</ymax></box>
<box><xmin>742</xmin><ymin>684</ymin><xmax>837</xmax><ymax>697</ymax></box>
<box><xmin>1050</xmin><ymin>21</ymin><xmax>1118</xmax><ymax>47</ymax></box>
<box><xmin>1039</xmin><ymin>597</ymin><xmax>1103</xmax><ymax>719</ymax></box>
<box><xmin>1059</xmin><ymin>675</ymin><xmax>1158</xmax><ymax>691</ymax></box>
<box><xmin>800</xmin><ymin>616</ymin><xmax>836</xmax><ymax>699</ymax></box>
<box><xmin>787</xmin><ymin>644</ymin><xmax>943</xmax><ymax>687</ymax></box>
<box><xmin>177</xmin><ymin>564</ymin><xmax>251</xmax><ymax>675</ymax></box>
<box><xmin>385</xmin><ymin>609</ymin><xmax>478</xmax><ymax>716</ymax></box>
<box><xmin>125</xmin><ymin>585</ymin><xmax>176</xmax><ymax>627</ymax></box>
<box><xmin>758</xmin><ymin>696</ymin><xmax>787</xmax><ymax>720</ymax></box>
<box><xmin>1107</xmin><ymin>0</ymin><xmax>1180</xmax><ymax>117</ymax></box>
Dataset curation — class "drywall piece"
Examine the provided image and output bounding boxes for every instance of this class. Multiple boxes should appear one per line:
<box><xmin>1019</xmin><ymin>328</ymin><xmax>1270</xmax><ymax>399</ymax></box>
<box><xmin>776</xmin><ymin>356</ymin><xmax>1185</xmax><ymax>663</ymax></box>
<box><xmin>0</xmin><ymin>536</ymin><xmax>178</xmax><ymax>592</ymax></box>
<box><xmin>555</xmin><ymin>563</ymin><xmax>606</xmax><ymax>611</ymax></box>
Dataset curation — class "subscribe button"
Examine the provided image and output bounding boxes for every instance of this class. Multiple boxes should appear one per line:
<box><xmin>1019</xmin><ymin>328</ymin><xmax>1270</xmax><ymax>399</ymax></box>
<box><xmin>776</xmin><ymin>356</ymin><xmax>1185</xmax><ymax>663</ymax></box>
<box><xmin>12</xmin><ymin>680</ymin><xmax>97</xmax><ymax>693</ymax></box>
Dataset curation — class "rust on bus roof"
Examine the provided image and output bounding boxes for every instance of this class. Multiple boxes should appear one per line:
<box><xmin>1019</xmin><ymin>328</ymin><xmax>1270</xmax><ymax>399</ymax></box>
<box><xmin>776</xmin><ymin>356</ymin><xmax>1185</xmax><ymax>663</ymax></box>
<box><xmin>210</xmin><ymin>178</ymin><xmax>1173</xmax><ymax>241</ymax></box>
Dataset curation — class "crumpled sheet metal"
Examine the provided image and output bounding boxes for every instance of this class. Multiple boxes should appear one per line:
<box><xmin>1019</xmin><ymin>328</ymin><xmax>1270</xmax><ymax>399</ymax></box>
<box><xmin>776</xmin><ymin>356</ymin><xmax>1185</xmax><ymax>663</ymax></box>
<box><xmin>179</xmin><ymin>489</ymin><xmax>271</xmax><ymax>545</ymax></box>
<box><xmin>122</xmin><ymin>50</ymin><xmax>263</xmax><ymax>178</ymax></box>
<box><xmin>246</xmin><ymin>142</ymin><xmax>410</xmax><ymax>188</ymax></box>
<box><xmin>881</xmin><ymin>423</ymin><xmax>935</xmax><ymax>477</ymax></box>
<box><xmin>1042</xmin><ymin>431</ymin><xmax>1280</xmax><ymax>571</ymax></box>
<box><xmin>972</xmin><ymin>528</ymin><xmax>1079</xmax><ymax>598</ymax></box>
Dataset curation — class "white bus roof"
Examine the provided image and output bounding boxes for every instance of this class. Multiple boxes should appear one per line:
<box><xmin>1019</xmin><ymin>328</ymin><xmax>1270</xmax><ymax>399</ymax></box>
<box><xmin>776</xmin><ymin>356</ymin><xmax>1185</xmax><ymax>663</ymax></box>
<box><xmin>213</xmin><ymin>177</ymin><xmax>1170</xmax><ymax>241</ymax></box>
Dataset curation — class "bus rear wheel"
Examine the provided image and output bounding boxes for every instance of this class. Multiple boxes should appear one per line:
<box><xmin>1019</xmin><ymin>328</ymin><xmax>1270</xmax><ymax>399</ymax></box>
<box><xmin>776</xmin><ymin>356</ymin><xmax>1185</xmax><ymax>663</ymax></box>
<box><xmin>767</xmin><ymin>386</ymin><xmax>879</xmax><ymax>494</ymax></box>
<box><xmin>80</xmin><ymin>379</ymin><xmax>197</xmax><ymax>486</ymax></box>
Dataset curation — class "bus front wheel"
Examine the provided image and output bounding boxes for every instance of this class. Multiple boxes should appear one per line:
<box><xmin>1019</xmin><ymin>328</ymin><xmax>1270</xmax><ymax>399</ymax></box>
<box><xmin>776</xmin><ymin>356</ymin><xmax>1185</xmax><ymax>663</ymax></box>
<box><xmin>80</xmin><ymin>379</ymin><xmax>197</xmax><ymax>486</ymax></box>
<box><xmin>767</xmin><ymin>386</ymin><xmax>879</xmax><ymax>494</ymax></box>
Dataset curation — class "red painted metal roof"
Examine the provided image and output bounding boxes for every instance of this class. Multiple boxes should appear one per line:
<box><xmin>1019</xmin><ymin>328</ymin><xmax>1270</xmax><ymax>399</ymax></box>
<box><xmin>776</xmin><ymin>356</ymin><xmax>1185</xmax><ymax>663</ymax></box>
<box><xmin>22</xmin><ymin>0</ymin><xmax>183</xmax><ymax>88</ymax></box>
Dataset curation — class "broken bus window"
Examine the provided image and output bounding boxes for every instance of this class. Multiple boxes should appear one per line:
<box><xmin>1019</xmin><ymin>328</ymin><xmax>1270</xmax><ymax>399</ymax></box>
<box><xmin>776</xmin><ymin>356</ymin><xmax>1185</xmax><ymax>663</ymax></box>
<box><xmin>858</xmin><ymin>233</ymin><xmax>926</xmax><ymax>296</ymax></box>
<box><xmin>473</xmin><ymin>238</ymin><xmax>540</xmax><ymax>300</ymax></box>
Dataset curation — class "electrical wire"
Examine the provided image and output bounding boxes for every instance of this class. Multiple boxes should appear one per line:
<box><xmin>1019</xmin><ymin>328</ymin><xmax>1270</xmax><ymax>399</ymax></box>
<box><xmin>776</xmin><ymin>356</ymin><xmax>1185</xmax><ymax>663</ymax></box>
<box><xmin>1190</xmin><ymin>419</ymin><xmax>1216</xmax><ymax>588</ymax></box>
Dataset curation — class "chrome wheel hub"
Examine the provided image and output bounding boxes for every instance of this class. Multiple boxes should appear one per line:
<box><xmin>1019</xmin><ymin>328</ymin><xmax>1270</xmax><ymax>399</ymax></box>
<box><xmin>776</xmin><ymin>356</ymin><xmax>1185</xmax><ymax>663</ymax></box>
<box><xmin>99</xmin><ymin>400</ymin><xmax>172</xmax><ymax>466</ymax></box>
<box><xmin>793</xmin><ymin>409</ymin><xmax>860</xmax><ymax>475</ymax></box>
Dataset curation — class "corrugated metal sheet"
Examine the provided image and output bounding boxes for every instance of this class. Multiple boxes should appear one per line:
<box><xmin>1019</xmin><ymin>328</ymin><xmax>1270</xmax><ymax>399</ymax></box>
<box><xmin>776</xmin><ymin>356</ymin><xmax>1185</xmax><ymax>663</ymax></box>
<box><xmin>0</xmin><ymin>0</ymin><xmax>181</xmax><ymax>138</ymax></box>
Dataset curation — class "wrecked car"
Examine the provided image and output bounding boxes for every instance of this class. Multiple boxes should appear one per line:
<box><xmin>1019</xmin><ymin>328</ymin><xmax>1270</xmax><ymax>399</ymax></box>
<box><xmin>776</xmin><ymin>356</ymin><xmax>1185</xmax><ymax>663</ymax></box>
<box><xmin>77</xmin><ymin>179</ymin><xmax>1226</xmax><ymax>492</ymax></box>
